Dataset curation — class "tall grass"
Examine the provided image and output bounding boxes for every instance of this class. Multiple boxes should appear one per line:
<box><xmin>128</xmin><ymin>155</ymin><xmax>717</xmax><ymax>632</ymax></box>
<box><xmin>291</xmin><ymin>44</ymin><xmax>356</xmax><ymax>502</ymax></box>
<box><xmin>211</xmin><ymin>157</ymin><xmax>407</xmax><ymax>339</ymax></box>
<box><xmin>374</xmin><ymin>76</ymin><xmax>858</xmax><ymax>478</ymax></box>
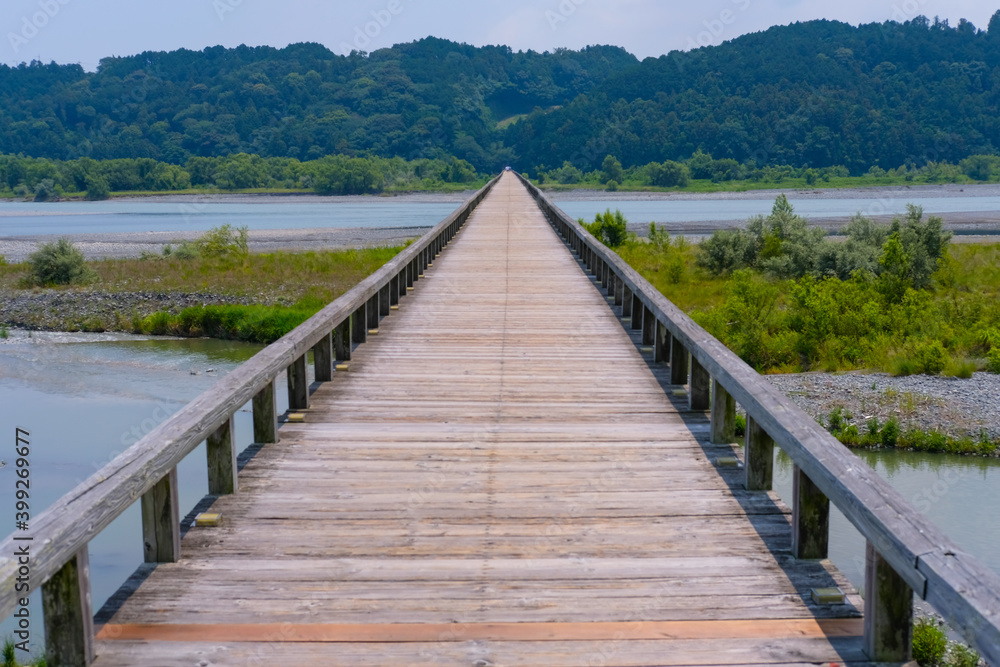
<box><xmin>620</xmin><ymin>241</ymin><xmax>1000</xmax><ymax>376</ymax></box>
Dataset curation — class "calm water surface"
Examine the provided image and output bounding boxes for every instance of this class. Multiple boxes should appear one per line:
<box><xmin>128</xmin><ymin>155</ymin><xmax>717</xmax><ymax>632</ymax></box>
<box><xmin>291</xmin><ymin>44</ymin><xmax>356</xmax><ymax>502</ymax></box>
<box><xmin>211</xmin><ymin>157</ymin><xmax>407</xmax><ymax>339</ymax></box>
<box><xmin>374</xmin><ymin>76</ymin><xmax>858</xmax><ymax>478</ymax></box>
<box><xmin>0</xmin><ymin>334</ymin><xmax>997</xmax><ymax>652</ymax></box>
<box><xmin>3</xmin><ymin>192</ymin><xmax>1000</xmax><ymax>237</ymax></box>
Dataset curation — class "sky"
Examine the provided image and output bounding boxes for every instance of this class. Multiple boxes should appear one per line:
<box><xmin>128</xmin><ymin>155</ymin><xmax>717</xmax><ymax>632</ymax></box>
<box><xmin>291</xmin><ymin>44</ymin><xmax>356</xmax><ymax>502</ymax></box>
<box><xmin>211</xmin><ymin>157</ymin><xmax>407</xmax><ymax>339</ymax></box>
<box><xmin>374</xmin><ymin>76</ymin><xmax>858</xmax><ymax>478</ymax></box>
<box><xmin>2</xmin><ymin>0</ymin><xmax>997</xmax><ymax>71</ymax></box>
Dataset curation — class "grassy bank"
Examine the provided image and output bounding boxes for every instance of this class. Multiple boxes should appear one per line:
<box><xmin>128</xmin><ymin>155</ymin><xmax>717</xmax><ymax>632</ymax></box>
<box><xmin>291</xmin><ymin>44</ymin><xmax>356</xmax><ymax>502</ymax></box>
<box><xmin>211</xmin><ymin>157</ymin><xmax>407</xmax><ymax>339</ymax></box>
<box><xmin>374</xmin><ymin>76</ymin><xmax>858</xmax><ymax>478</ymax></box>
<box><xmin>0</xmin><ymin>243</ymin><xmax>405</xmax><ymax>344</ymax></box>
<box><xmin>619</xmin><ymin>240</ymin><xmax>1000</xmax><ymax>377</ymax></box>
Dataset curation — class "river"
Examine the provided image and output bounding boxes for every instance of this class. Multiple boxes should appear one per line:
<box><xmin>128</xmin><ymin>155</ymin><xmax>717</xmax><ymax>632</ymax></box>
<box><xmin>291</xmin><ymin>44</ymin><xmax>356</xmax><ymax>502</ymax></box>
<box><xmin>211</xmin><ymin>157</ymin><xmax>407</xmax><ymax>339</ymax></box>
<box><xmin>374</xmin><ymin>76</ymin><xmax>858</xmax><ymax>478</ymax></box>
<box><xmin>3</xmin><ymin>188</ymin><xmax>1000</xmax><ymax>237</ymax></box>
<box><xmin>0</xmin><ymin>331</ymin><xmax>997</xmax><ymax>653</ymax></box>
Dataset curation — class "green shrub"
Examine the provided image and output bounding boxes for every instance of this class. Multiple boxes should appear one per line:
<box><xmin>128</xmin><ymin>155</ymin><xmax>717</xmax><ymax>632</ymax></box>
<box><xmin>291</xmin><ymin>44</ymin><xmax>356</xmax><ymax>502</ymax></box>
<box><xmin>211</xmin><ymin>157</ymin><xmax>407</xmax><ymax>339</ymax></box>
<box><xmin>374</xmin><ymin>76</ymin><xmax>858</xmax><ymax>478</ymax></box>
<box><xmin>3</xmin><ymin>638</ymin><xmax>15</xmax><ymax>667</ymax></box>
<box><xmin>605</xmin><ymin>179</ymin><xmax>618</xmax><ymax>191</ymax></box>
<box><xmin>913</xmin><ymin>617</ymin><xmax>947</xmax><ymax>666</ymax></box>
<box><xmin>880</xmin><ymin>417</ymin><xmax>901</xmax><ymax>447</ymax></box>
<box><xmin>987</xmin><ymin>346</ymin><xmax>1000</xmax><ymax>374</ymax></box>
<box><xmin>827</xmin><ymin>406</ymin><xmax>845</xmax><ymax>433</ymax></box>
<box><xmin>944</xmin><ymin>357</ymin><xmax>976</xmax><ymax>379</ymax></box>
<box><xmin>840</xmin><ymin>424</ymin><xmax>861</xmax><ymax>446</ymax></box>
<box><xmin>947</xmin><ymin>643</ymin><xmax>980</xmax><ymax>667</ymax></box>
<box><xmin>27</xmin><ymin>238</ymin><xmax>96</xmax><ymax>285</ymax></box>
<box><xmin>915</xmin><ymin>340</ymin><xmax>948</xmax><ymax>375</ymax></box>
<box><xmin>582</xmin><ymin>209</ymin><xmax>630</xmax><ymax>248</ymax></box>
<box><xmin>197</xmin><ymin>224</ymin><xmax>249</xmax><ymax>258</ymax></box>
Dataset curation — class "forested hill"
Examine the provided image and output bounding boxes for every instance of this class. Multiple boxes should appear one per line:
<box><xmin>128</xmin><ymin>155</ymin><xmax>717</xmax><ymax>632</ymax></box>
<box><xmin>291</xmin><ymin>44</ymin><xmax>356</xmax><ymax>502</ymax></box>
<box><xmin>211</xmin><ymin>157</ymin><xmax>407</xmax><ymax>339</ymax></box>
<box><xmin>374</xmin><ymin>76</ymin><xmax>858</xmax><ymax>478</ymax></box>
<box><xmin>0</xmin><ymin>39</ymin><xmax>635</xmax><ymax>169</ymax></box>
<box><xmin>508</xmin><ymin>14</ymin><xmax>1000</xmax><ymax>172</ymax></box>
<box><xmin>3</xmin><ymin>13</ymin><xmax>1000</xmax><ymax>175</ymax></box>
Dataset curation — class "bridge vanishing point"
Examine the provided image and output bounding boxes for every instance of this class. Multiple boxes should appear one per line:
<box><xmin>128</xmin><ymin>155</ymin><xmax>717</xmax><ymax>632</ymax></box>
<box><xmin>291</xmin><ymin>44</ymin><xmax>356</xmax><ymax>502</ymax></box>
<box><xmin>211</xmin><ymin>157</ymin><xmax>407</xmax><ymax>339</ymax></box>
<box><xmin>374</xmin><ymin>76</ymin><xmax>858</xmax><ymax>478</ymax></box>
<box><xmin>2</xmin><ymin>172</ymin><xmax>999</xmax><ymax>666</ymax></box>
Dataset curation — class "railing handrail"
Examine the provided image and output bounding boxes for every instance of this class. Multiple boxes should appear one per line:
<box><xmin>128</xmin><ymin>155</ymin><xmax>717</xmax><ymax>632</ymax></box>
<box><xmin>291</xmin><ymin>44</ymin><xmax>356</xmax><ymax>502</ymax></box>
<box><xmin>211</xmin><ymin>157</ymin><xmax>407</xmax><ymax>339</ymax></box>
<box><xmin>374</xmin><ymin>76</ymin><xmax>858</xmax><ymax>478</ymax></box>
<box><xmin>517</xmin><ymin>173</ymin><xmax>1000</xmax><ymax>663</ymax></box>
<box><xmin>0</xmin><ymin>175</ymin><xmax>501</xmax><ymax>620</ymax></box>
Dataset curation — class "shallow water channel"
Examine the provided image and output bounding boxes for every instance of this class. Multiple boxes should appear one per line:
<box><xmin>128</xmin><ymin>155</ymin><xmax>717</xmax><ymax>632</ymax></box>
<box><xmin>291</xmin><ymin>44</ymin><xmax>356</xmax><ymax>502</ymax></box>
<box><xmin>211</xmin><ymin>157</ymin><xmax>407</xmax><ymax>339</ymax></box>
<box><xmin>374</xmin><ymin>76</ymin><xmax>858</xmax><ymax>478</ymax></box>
<box><xmin>0</xmin><ymin>332</ymin><xmax>997</xmax><ymax>652</ymax></box>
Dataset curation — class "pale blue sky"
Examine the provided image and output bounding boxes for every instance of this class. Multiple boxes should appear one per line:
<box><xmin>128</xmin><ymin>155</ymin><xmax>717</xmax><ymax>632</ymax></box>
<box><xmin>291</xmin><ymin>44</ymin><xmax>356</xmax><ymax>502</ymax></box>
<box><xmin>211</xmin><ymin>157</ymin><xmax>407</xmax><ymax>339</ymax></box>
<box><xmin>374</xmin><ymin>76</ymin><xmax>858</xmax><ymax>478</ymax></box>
<box><xmin>3</xmin><ymin>0</ymin><xmax>996</xmax><ymax>70</ymax></box>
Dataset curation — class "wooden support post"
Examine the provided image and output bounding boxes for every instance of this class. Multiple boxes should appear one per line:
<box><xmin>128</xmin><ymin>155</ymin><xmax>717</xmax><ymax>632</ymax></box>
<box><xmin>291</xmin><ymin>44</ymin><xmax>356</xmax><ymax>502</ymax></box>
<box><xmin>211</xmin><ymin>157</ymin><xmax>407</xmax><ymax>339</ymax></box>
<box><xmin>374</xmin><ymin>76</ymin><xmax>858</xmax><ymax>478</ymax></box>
<box><xmin>689</xmin><ymin>356</ymin><xmax>710</xmax><ymax>410</ymax></box>
<box><xmin>864</xmin><ymin>542</ymin><xmax>913</xmax><ymax>662</ymax></box>
<box><xmin>352</xmin><ymin>305</ymin><xmax>367</xmax><ymax>344</ymax></box>
<box><xmin>615</xmin><ymin>276</ymin><xmax>625</xmax><ymax>306</ymax></box>
<box><xmin>390</xmin><ymin>274</ymin><xmax>400</xmax><ymax>306</ymax></box>
<box><xmin>602</xmin><ymin>263</ymin><xmax>610</xmax><ymax>290</ymax></box>
<box><xmin>710</xmin><ymin>380</ymin><xmax>736</xmax><ymax>444</ymax></box>
<box><xmin>379</xmin><ymin>283</ymin><xmax>391</xmax><ymax>317</ymax></box>
<box><xmin>793</xmin><ymin>465</ymin><xmax>830</xmax><ymax>559</ymax></box>
<box><xmin>334</xmin><ymin>319</ymin><xmax>351</xmax><ymax>362</ymax></box>
<box><xmin>399</xmin><ymin>269</ymin><xmax>408</xmax><ymax>298</ymax></box>
<box><xmin>607</xmin><ymin>271</ymin><xmax>617</xmax><ymax>298</ymax></box>
<box><xmin>313</xmin><ymin>331</ymin><xmax>333</xmax><ymax>382</ymax></box>
<box><xmin>207</xmin><ymin>414</ymin><xmax>238</xmax><ymax>495</ymax></box>
<box><xmin>141</xmin><ymin>467</ymin><xmax>180</xmax><ymax>563</ymax></box>
<box><xmin>406</xmin><ymin>260</ymin><xmax>415</xmax><ymax>287</ymax></box>
<box><xmin>670</xmin><ymin>335</ymin><xmax>689</xmax><ymax>385</ymax></box>
<box><xmin>622</xmin><ymin>286</ymin><xmax>633</xmax><ymax>317</ymax></box>
<box><xmin>287</xmin><ymin>354</ymin><xmax>309</xmax><ymax>410</ymax></box>
<box><xmin>42</xmin><ymin>548</ymin><xmax>94</xmax><ymax>667</ymax></box>
<box><xmin>744</xmin><ymin>416</ymin><xmax>774</xmax><ymax>491</ymax></box>
<box><xmin>367</xmin><ymin>294</ymin><xmax>379</xmax><ymax>330</ymax></box>
<box><xmin>630</xmin><ymin>295</ymin><xmax>643</xmax><ymax>331</ymax></box>
<box><xmin>252</xmin><ymin>380</ymin><xmax>278</xmax><ymax>444</ymax></box>
<box><xmin>642</xmin><ymin>306</ymin><xmax>655</xmax><ymax>346</ymax></box>
<box><xmin>654</xmin><ymin>320</ymin><xmax>669</xmax><ymax>363</ymax></box>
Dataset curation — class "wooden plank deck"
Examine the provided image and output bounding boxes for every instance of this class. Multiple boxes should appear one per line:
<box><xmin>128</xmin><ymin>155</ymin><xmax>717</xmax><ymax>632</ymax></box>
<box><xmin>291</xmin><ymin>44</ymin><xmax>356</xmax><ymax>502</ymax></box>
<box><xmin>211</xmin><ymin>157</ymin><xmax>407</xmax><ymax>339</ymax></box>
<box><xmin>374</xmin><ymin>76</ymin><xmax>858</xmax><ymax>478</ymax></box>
<box><xmin>92</xmin><ymin>172</ymin><xmax>870</xmax><ymax>665</ymax></box>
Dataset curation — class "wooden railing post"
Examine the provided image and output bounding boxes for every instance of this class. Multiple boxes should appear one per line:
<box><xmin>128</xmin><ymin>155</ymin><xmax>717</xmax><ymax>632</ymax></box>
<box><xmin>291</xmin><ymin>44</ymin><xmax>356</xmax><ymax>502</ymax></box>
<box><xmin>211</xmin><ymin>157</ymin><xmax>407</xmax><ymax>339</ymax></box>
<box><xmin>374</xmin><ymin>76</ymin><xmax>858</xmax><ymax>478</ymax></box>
<box><xmin>287</xmin><ymin>354</ymin><xmax>309</xmax><ymax>410</ymax></box>
<box><xmin>670</xmin><ymin>335</ymin><xmax>688</xmax><ymax>385</ymax></box>
<box><xmin>366</xmin><ymin>294</ymin><xmax>380</xmax><ymax>331</ymax></box>
<box><xmin>630</xmin><ymin>295</ymin><xmax>643</xmax><ymax>332</ymax></box>
<box><xmin>352</xmin><ymin>305</ymin><xmax>367</xmax><ymax>344</ymax></box>
<box><xmin>654</xmin><ymin>321</ymin><xmax>669</xmax><ymax>363</ymax></box>
<box><xmin>793</xmin><ymin>465</ymin><xmax>830</xmax><ymax>559</ymax></box>
<box><xmin>689</xmin><ymin>356</ymin><xmax>710</xmax><ymax>410</ymax></box>
<box><xmin>141</xmin><ymin>468</ymin><xmax>180</xmax><ymax>563</ymax></box>
<box><xmin>334</xmin><ymin>319</ymin><xmax>351</xmax><ymax>362</ymax></box>
<box><xmin>744</xmin><ymin>416</ymin><xmax>774</xmax><ymax>490</ymax></box>
<box><xmin>379</xmin><ymin>283</ymin><xmax>391</xmax><ymax>317</ymax></box>
<box><xmin>622</xmin><ymin>286</ymin><xmax>633</xmax><ymax>318</ymax></box>
<box><xmin>252</xmin><ymin>379</ymin><xmax>278</xmax><ymax>444</ymax></box>
<box><xmin>710</xmin><ymin>380</ymin><xmax>736</xmax><ymax>443</ymax></box>
<box><xmin>615</xmin><ymin>276</ymin><xmax>625</xmax><ymax>306</ymax></box>
<box><xmin>397</xmin><ymin>270</ymin><xmax>407</xmax><ymax>300</ymax></box>
<box><xmin>406</xmin><ymin>260</ymin><xmax>415</xmax><ymax>287</ymax></box>
<box><xmin>601</xmin><ymin>260</ymin><xmax>610</xmax><ymax>290</ymax></box>
<box><xmin>864</xmin><ymin>542</ymin><xmax>913</xmax><ymax>661</ymax></box>
<box><xmin>607</xmin><ymin>271</ymin><xmax>617</xmax><ymax>298</ymax></box>
<box><xmin>42</xmin><ymin>547</ymin><xmax>93</xmax><ymax>667</ymax></box>
<box><xmin>313</xmin><ymin>331</ymin><xmax>333</xmax><ymax>382</ymax></box>
<box><xmin>207</xmin><ymin>414</ymin><xmax>238</xmax><ymax>495</ymax></box>
<box><xmin>642</xmin><ymin>306</ymin><xmax>655</xmax><ymax>346</ymax></box>
<box><xmin>390</xmin><ymin>274</ymin><xmax>400</xmax><ymax>306</ymax></box>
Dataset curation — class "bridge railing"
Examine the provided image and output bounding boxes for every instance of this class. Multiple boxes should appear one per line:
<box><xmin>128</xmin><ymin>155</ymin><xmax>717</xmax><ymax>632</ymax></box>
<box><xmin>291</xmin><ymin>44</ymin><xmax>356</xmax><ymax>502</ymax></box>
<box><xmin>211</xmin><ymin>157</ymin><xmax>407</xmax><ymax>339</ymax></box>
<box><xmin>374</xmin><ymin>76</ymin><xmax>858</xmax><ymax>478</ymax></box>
<box><xmin>517</xmin><ymin>172</ymin><xmax>1000</xmax><ymax>664</ymax></box>
<box><xmin>0</xmin><ymin>174</ymin><xmax>500</xmax><ymax>665</ymax></box>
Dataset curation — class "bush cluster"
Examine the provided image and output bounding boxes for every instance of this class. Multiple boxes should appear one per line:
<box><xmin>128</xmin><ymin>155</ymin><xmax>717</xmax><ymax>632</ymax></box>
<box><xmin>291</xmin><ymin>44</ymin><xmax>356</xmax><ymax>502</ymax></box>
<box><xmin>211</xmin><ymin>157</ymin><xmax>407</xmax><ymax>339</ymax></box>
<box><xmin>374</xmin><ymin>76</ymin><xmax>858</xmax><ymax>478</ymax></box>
<box><xmin>26</xmin><ymin>238</ymin><xmax>95</xmax><ymax>286</ymax></box>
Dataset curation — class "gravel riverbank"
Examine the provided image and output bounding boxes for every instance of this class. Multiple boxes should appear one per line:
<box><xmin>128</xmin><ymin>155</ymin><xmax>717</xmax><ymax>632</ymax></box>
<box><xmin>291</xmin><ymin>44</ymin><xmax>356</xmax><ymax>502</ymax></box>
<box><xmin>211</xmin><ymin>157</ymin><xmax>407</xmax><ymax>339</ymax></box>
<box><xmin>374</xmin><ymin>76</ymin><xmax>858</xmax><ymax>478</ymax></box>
<box><xmin>0</xmin><ymin>289</ymin><xmax>264</xmax><ymax>331</ymax></box>
<box><xmin>767</xmin><ymin>371</ymin><xmax>1000</xmax><ymax>441</ymax></box>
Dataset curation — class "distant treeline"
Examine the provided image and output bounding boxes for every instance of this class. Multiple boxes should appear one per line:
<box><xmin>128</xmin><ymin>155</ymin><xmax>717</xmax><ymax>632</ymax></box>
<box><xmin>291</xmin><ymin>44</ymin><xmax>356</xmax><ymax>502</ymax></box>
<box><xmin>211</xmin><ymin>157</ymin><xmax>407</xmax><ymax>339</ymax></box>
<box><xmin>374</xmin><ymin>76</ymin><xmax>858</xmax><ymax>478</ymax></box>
<box><xmin>537</xmin><ymin>152</ymin><xmax>1000</xmax><ymax>188</ymax></box>
<box><xmin>0</xmin><ymin>153</ymin><xmax>481</xmax><ymax>200</ymax></box>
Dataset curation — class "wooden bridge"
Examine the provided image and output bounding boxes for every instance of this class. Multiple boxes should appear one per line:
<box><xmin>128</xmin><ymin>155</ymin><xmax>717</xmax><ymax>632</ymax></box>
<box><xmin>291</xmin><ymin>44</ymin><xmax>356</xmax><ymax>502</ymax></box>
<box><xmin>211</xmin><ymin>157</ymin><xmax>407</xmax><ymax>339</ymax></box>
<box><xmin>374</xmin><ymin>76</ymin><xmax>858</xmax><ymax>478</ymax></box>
<box><xmin>2</xmin><ymin>172</ymin><xmax>998</xmax><ymax>665</ymax></box>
